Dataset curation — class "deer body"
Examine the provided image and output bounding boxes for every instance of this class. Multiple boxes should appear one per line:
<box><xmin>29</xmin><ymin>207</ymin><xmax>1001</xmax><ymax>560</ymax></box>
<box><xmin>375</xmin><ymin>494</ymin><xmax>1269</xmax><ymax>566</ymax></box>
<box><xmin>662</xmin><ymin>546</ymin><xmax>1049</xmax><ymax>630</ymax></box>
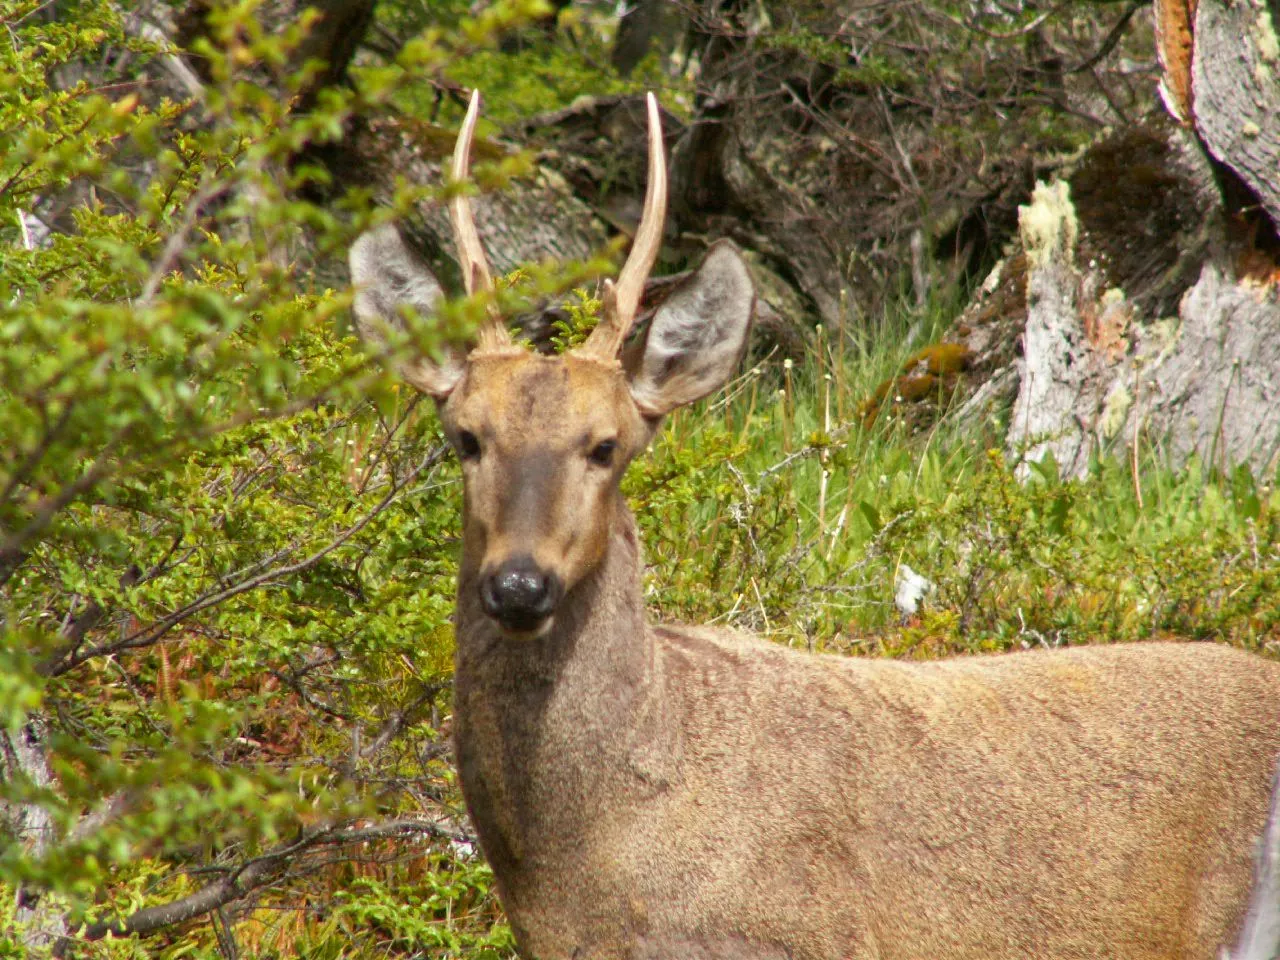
<box><xmin>350</xmin><ymin>92</ymin><xmax>1280</xmax><ymax>959</ymax></box>
<box><xmin>454</xmin><ymin>500</ymin><xmax>1280</xmax><ymax>960</ymax></box>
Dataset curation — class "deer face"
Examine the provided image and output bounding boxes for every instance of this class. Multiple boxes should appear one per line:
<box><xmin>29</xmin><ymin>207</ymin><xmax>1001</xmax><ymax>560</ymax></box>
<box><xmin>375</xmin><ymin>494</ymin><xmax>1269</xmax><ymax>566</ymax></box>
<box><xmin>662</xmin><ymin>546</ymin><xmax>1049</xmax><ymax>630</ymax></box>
<box><xmin>441</xmin><ymin>352</ymin><xmax>646</xmax><ymax>633</ymax></box>
<box><xmin>349</xmin><ymin>93</ymin><xmax>755</xmax><ymax>637</ymax></box>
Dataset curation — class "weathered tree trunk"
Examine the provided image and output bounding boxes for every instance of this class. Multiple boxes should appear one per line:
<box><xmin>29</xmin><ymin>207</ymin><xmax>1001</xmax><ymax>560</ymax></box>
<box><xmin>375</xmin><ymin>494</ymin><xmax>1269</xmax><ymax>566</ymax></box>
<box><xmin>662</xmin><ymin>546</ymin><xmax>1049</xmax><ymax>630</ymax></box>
<box><xmin>1009</xmin><ymin>182</ymin><xmax>1280</xmax><ymax>476</ymax></box>
<box><xmin>2</xmin><ymin>720</ymin><xmax>68</xmax><ymax>952</ymax></box>
<box><xmin>1004</xmin><ymin>0</ymin><xmax>1280</xmax><ymax>477</ymax></box>
<box><xmin>1159</xmin><ymin>0</ymin><xmax>1280</xmax><ymax>228</ymax></box>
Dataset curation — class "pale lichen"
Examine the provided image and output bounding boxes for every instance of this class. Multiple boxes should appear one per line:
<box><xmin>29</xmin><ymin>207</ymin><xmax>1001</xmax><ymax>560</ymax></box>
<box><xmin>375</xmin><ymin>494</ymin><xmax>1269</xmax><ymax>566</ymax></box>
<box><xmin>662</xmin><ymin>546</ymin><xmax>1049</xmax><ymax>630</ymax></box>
<box><xmin>1254</xmin><ymin>4</ymin><xmax>1279</xmax><ymax>84</ymax></box>
<box><xmin>1098</xmin><ymin>380</ymin><xmax>1132</xmax><ymax>440</ymax></box>
<box><xmin>1018</xmin><ymin>180</ymin><xmax>1079</xmax><ymax>270</ymax></box>
<box><xmin>1136</xmin><ymin>318</ymin><xmax>1181</xmax><ymax>365</ymax></box>
<box><xmin>1254</xmin><ymin>5</ymin><xmax>1279</xmax><ymax>62</ymax></box>
<box><xmin>980</xmin><ymin>258</ymin><xmax>1005</xmax><ymax>295</ymax></box>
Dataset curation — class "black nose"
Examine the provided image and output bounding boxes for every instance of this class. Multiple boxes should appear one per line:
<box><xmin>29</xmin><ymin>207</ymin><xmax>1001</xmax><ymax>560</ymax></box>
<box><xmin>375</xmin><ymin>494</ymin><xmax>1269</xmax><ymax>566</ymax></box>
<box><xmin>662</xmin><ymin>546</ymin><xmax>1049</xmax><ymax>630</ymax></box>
<box><xmin>479</xmin><ymin>556</ymin><xmax>563</xmax><ymax>632</ymax></box>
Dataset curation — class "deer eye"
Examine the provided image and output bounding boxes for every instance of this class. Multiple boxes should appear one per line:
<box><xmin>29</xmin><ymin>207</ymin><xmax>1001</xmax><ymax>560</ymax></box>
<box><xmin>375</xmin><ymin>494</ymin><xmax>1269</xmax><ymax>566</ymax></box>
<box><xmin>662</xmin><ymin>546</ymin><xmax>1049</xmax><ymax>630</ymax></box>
<box><xmin>456</xmin><ymin>430</ymin><xmax>481</xmax><ymax>461</ymax></box>
<box><xmin>588</xmin><ymin>439</ymin><xmax>617</xmax><ymax>468</ymax></box>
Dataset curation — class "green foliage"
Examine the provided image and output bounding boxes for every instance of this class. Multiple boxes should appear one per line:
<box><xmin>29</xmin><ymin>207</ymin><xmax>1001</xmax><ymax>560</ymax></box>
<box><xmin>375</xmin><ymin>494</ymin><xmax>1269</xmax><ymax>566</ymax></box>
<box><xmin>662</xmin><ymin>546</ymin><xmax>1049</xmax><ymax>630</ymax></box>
<box><xmin>326</xmin><ymin>864</ymin><xmax>513</xmax><ymax>958</ymax></box>
<box><xmin>548</xmin><ymin>288</ymin><xmax>602</xmax><ymax>350</ymax></box>
<box><xmin>382</xmin><ymin>0</ymin><xmax>668</xmax><ymax>129</ymax></box>
<box><xmin>1</xmin><ymin>1</ymin><xmax>1271</xmax><ymax>958</ymax></box>
<box><xmin>633</xmin><ymin>327</ymin><xmax>1280</xmax><ymax>662</ymax></box>
<box><xmin>0</xmin><ymin>1</ymin><xmax>518</xmax><ymax>956</ymax></box>
<box><xmin>441</xmin><ymin>44</ymin><xmax>660</xmax><ymax>125</ymax></box>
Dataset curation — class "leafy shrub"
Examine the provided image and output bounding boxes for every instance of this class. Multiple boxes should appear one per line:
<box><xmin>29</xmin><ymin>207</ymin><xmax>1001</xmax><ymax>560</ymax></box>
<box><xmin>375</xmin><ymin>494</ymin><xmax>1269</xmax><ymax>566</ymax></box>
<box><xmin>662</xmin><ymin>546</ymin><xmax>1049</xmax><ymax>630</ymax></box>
<box><xmin>0</xmin><ymin>2</ymin><xmax>507</xmax><ymax>956</ymax></box>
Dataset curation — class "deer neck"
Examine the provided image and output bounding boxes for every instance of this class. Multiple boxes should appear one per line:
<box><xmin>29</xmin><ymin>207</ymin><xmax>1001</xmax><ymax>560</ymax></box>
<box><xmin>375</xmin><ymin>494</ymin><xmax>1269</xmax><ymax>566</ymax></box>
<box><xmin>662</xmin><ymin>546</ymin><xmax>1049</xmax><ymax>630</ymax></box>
<box><xmin>452</xmin><ymin>496</ymin><xmax>675</xmax><ymax>870</ymax></box>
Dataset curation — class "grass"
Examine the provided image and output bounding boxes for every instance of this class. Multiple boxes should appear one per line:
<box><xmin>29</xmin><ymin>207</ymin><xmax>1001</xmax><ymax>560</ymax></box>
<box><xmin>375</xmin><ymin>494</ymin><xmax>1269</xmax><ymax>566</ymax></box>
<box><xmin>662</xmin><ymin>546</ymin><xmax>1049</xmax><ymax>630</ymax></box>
<box><xmin>629</xmin><ymin>296</ymin><xmax>1280</xmax><ymax>663</ymax></box>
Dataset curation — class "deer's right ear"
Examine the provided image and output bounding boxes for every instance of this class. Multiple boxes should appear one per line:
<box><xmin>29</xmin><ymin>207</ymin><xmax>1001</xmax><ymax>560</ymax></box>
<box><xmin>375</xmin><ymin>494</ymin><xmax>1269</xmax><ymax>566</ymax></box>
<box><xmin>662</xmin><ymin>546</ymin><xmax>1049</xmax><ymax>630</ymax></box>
<box><xmin>349</xmin><ymin>224</ymin><xmax>466</xmax><ymax>400</ymax></box>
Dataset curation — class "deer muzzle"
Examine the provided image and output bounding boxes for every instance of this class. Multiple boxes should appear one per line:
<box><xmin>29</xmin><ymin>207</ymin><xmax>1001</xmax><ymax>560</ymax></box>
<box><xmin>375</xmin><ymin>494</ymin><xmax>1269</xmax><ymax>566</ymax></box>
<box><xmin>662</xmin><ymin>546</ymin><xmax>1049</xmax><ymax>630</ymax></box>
<box><xmin>479</xmin><ymin>554</ymin><xmax>564</xmax><ymax>634</ymax></box>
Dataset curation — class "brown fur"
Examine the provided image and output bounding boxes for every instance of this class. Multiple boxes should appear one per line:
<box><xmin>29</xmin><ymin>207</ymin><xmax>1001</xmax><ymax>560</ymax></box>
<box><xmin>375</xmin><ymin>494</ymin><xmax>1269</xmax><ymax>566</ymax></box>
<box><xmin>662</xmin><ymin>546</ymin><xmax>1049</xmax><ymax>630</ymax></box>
<box><xmin>348</xmin><ymin>221</ymin><xmax>1280</xmax><ymax>958</ymax></box>
<box><xmin>441</xmin><ymin>353</ymin><xmax>1280</xmax><ymax>960</ymax></box>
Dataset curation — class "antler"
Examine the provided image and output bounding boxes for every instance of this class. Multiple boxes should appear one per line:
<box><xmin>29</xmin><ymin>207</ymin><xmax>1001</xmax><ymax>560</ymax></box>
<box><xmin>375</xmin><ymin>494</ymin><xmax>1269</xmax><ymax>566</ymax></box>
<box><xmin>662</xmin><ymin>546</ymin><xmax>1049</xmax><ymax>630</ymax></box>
<box><xmin>581</xmin><ymin>93</ymin><xmax>667</xmax><ymax>360</ymax></box>
<box><xmin>450</xmin><ymin>90</ymin><xmax>512</xmax><ymax>352</ymax></box>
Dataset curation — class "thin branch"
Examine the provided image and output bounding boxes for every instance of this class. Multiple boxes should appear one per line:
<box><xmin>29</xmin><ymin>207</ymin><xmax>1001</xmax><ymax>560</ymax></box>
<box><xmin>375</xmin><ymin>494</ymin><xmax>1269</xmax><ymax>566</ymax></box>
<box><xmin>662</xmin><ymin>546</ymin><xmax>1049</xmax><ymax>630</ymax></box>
<box><xmin>341</xmin><ymin>683</ymin><xmax>448</xmax><ymax>777</ymax></box>
<box><xmin>50</xmin><ymin>564</ymin><xmax>143</xmax><ymax>668</ymax></box>
<box><xmin>1066</xmin><ymin>0</ymin><xmax>1147</xmax><ymax>75</ymax></box>
<box><xmin>0</xmin><ymin>433</ymin><xmax>126</xmax><ymax>590</ymax></box>
<box><xmin>55</xmin><ymin>818</ymin><xmax>473</xmax><ymax>956</ymax></box>
<box><xmin>933</xmin><ymin>6</ymin><xmax>1060</xmax><ymax>40</ymax></box>
<box><xmin>136</xmin><ymin>176</ymin><xmax>230</xmax><ymax>307</ymax></box>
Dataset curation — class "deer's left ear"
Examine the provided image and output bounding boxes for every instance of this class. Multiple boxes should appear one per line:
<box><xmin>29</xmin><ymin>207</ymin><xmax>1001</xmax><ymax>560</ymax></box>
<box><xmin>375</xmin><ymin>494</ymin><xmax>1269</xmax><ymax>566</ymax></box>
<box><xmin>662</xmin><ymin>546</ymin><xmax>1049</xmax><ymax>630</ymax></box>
<box><xmin>625</xmin><ymin>240</ymin><xmax>755</xmax><ymax>416</ymax></box>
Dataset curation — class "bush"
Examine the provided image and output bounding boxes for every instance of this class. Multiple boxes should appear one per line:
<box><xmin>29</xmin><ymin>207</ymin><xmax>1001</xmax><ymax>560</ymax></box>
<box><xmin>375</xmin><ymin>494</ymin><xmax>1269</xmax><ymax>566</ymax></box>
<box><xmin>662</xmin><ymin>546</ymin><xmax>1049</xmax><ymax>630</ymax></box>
<box><xmin>0</xmin><ymin>2</ymin><xmax>509</xmax><ymax>955</ymax></box>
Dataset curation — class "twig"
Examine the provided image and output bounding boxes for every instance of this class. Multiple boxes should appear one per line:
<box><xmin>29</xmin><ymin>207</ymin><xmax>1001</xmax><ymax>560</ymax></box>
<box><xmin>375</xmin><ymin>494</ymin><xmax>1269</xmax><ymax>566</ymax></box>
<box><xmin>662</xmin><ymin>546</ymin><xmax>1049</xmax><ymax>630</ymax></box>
<box><xmin>933</xmin><ymin>4</ymin><xmax>1062</xmax><ymax>40</ymax></box>
<box><xmin>1065</xmin><ymin>0</ymin><xmax>1146</xmax><ymax>74</ymax></box>
<box><xmin>136</xmin><ymin>175</ymin><xmax>229</xmax><ymax>307</ymax></box>
<box><xmin>342</xmin><ymin>683</ymin><xmax>448</xmax><ymax>777</ymax></box>
<box><xmin>54</xmin><ymin>818</ymin><xmax>472</xmax><ymax>956</ymax></box>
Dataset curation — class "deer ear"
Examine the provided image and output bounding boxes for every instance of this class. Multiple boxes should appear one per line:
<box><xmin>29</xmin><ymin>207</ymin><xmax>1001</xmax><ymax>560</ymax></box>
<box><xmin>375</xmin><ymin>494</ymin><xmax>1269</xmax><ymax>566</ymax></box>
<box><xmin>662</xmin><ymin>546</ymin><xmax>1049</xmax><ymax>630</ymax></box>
<box><xmin>349</xmin><ymin>224</ymin><xmax>466</xmax><ymax>400</ymax></box>
<box><xmin>626</xmin><ymin>240</ymin><xmax>755</xmax><ymax>416</ymax></box>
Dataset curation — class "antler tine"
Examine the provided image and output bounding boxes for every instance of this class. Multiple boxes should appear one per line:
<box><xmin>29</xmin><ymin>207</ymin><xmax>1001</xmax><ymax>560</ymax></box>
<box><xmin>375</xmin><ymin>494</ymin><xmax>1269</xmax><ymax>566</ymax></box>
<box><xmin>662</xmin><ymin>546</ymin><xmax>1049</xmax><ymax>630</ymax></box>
<box><xmin>582</xmin><ymin>92</ymin><xmax>667</xmax><ymax>359</ymax></box>
<box><xmin>450</xmin><ymin>89</ymin><xmax>510</xmax><ymax>350</ymax></box>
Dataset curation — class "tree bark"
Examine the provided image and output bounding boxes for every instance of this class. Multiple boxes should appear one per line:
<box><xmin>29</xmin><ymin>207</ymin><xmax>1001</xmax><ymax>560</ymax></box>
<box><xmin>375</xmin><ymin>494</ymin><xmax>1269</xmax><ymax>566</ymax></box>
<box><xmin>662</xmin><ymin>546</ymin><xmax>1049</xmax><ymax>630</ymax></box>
<box><xmin>1007</xmin><ymin>176</ymin><xmax>1280</xmax><ymax>478</ymax></box>
<box><xmin>1003</xmin><ymin>0</ymin><xmax>1280</xmax><ymax>477</ymax></box>
<box><xmin>1190</xmin><ymin>0</ymin><xmax>1280</xmax><ymax>229</ymax></box>
<box><xmin>2</xmin><ymin>718</ymin><xmax>68</xmax><ymax>953</ymax></box>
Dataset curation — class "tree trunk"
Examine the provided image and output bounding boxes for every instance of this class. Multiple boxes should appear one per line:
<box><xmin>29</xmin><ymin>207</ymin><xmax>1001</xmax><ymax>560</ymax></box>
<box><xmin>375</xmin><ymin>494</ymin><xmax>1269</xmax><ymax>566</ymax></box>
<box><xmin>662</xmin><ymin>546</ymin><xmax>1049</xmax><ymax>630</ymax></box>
<box><xmin>1190</xmin><ymin>0</ymin><xmax>1280</xmax><ymax>229</ymax></box>
<box><xmin>2</xmin><ymin>719</ymin><xmax>68</xmax><ymax>953</ymax></box>
<box><xmin>1003</xmin><ymin>0</ymin><xmax>1280</xmax><ymax>477</ymax></box>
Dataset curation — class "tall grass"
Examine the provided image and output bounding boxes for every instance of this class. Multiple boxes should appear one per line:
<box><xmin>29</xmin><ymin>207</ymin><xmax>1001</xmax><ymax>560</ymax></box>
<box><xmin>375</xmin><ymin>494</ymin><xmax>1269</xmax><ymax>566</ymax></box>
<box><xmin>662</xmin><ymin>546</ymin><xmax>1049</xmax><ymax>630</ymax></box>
<box><xmin>629</xmin><ymin>298</ymin><xmax>1280</xmax><ymax>662</ymax></box>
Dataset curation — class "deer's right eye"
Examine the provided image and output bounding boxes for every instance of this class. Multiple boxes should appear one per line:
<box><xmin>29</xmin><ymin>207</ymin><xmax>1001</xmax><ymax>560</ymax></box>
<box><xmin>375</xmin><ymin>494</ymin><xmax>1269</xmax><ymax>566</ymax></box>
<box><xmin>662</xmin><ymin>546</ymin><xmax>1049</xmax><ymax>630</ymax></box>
<box><xmin>456</xmin><ymin>430</ymin><xmax>481</xmax><ymax>461</ymax></box>
<box><xmin>588</xmin><ymin>439</ymin><xmax>618</xmax><ymax>467</ymax></box>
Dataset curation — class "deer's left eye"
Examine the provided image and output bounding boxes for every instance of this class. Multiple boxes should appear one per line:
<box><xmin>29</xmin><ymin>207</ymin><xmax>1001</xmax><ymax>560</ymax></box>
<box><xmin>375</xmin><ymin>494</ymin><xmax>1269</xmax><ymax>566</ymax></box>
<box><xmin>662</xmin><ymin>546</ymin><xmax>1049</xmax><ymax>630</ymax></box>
<box><xmin>456</xmin><ymin>430</ymin><xmax>481</xmax><ymax>461</ymax></box>
<box><xmin>588</xmin><ymin>439</ymin><xmax>617</xmax><ymax>467</ymax></box>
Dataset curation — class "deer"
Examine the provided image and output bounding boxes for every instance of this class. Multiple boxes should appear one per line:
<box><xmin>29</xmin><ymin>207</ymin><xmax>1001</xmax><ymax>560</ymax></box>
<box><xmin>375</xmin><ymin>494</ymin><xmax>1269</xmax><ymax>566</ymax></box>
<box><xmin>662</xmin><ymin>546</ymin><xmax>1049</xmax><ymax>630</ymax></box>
<box><xmin>349</xmin><ymin>91</ymin><xmax>1280</xmax><ymax>960</ymax></box>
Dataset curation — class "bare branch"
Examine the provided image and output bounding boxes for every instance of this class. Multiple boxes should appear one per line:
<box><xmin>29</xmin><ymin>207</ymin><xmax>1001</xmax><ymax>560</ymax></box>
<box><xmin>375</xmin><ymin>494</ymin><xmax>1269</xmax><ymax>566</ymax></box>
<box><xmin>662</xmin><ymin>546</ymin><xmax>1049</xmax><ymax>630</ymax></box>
<box><xmin>54</xmin><ymin>818</ymin><xmax>474</xmax><ymax>956</ymax></box>
<box><xmin>1066</xmin><ymin>0</ymin><xmax>1147</xmax><ymax>75</ymax></box>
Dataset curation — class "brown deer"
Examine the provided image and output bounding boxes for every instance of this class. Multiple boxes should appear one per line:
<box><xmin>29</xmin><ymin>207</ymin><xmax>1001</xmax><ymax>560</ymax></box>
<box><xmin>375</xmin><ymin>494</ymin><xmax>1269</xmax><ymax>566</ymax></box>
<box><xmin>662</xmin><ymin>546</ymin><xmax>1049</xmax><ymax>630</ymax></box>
<box><xmin>349</xmin><ymin>91</ymin><xmax>1280</xmax><ymax>960</ymax></box>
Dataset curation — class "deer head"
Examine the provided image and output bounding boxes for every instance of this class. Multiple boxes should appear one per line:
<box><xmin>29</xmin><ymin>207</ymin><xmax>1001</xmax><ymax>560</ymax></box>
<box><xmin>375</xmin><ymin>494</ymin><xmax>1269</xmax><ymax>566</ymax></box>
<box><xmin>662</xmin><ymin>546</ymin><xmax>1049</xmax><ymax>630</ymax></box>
<box><xmin>350</xmin><ymin>92</ymin><xmax>755</xmax><ymax>637</ymax></box>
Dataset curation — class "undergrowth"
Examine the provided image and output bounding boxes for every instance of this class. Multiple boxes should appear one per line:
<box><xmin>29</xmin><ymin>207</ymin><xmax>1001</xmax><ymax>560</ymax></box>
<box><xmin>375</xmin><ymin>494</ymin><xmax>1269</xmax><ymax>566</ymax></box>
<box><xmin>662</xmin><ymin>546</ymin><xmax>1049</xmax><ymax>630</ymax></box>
<box><xmin>631</xmin><ymin>308</ymin><xmax>1280</xmax><ymax>663</ymax></box>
